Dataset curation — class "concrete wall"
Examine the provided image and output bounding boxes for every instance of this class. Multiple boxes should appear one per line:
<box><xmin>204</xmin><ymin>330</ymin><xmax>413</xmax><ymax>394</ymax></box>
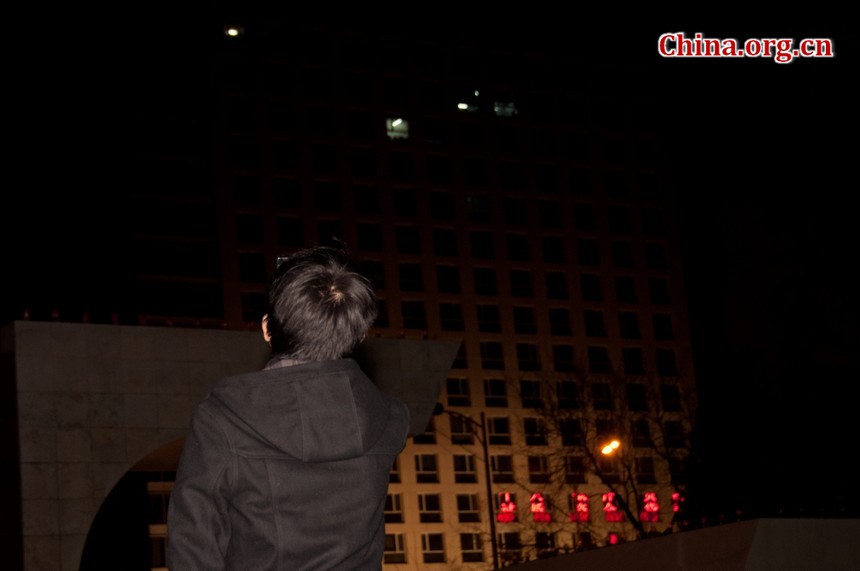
<box><xmin>4</xmin><ymin>321</ymin><xmax>269</xmax><ymax>571</ymax></box>
<box><xmin>502</xmin><ymin>518</ymin><xmax>860</xmax><ymax>571</ymax></box>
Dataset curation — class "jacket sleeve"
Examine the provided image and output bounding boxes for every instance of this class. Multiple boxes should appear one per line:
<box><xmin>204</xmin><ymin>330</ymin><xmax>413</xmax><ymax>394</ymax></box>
<box><xmin>167</xmin><ymin>402</ymin><xmax>233</xmax><ymax>570</ymax></box>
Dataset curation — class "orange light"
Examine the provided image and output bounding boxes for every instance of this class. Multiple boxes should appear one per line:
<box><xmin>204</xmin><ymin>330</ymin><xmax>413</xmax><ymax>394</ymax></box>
<box><xmin>600</xmin><ymin>439</ymin><xmax>621</xmax><ymax>455</ymax></box>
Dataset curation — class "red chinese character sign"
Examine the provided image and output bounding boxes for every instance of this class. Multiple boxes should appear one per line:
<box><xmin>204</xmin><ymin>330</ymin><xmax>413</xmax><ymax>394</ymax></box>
<box><xmin>530</xmin><ymin>492</ymin><xmax>551</xmax><ymax>523</ymax></box>
<box><xmin>602</xmin><ymin>492</ymin><xmax>623</xmax><ymax>522</ymax></box>
<box><xmin>640</xmin><ymin>491</ymin><xmax>660</xmax><ymax>522</ymax></box>
<box><xmin>497</xmin><ymin>492</ymin><xmax>517</xmax><ymax>523</ymax></box>
<box><xmin>569</xmin><ymin>492</ymin><xmax>589</xmax><ymax>523</ymax></box>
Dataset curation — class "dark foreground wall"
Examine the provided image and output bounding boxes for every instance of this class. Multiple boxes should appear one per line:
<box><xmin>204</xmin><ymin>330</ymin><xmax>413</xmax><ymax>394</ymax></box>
<box><xmin>504</xmin><ymin>518</ymin><xmax>860</xmax><ymax>571</ymax></box>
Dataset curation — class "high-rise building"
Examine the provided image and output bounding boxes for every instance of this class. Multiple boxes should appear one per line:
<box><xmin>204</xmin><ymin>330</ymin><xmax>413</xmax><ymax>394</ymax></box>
<box><xmin>12</xmin><ymin>19</ymin><xmax>698</xmax><ymax>569</ymax></box>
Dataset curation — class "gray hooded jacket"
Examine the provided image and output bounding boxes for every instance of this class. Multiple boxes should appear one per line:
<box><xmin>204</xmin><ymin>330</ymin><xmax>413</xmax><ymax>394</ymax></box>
<box><xmin>167</xmin><ymin>358</ymin><xmax>410</xmax><ymax>570</ymax></box>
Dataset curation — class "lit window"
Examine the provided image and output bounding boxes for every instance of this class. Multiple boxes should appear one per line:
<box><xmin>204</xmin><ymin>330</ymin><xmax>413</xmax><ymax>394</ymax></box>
<box><xmin>570</xmin><ymin>492</ymin><xmax>590</xmax><ymax>522</ymax></box>
<box><xmin>608</xmin><ymin>532</ymin><xmax>622</xmax><ymax>545</ymax></box>
<box><xmin>386</xmin><ymin>118</ymin><xmax>409</xmax><ymax>139</ymax></box>
<box><xmin>457</xmin><ymin>88</ymin><xmax>480</xmax><ymax>112</ymax></box>
<box><xmin>224</xmin><ymin>25</ymin><xmax>244</xmax><ymax>37</ymax></box>
<box><xmin>640</xmin><ymin>491</ymin><xmax>660</xmax><ymax>522</ymax></box>
<box><xmin>497</xmin><ymin>491</ymin><xmax>517</xmax><ymax>523</ymax></box>
<box><xmin>602</xmin><ymin>492</ymin><xmax>623</xmax><ymax>522</ymax></box>
<box><xmin>530</xmin><ymin>492</ymin><xmax>551</xmax><ymax>523</ymax></box>
<box><xmin>672</xmin><ymin>490</ymin><xmax>686</xmax><ymax>514</ymax></box>
<box><xmin>494</xmin><ymin>101</ymin><xmax>518</xmax><ymax>116</ymax></box>
<box><xmin>384</xmin><ymin>533</ymin><xmax>406</xmax><ymax>564</ymax></box>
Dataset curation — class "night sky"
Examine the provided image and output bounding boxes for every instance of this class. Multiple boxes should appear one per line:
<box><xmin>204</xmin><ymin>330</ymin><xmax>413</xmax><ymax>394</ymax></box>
<box><xmin>5</xmin><ymin>15</ymin><xmax>858</xmax><ymax>520</ymax></box>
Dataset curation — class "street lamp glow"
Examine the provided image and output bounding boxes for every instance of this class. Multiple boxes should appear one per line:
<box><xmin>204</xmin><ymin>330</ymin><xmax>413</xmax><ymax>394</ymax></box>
<box><xmin>601</xmin><ymin>439</ymin><xmax>621</xmax><ymax>455</ymax></box>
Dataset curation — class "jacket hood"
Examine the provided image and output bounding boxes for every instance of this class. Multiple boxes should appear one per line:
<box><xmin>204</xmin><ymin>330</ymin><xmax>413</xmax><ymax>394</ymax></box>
<box><xmin>208</xmin><ymin>359</ymin><xmax>401</xmax><ymax>462</ymax></box>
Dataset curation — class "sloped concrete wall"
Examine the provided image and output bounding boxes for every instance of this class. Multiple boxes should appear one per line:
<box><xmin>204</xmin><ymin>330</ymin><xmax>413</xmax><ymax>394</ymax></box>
<box><xmin>6</xmin><ymin>321</ymin><xmax>269</xmax><ymax>571</ymax></box>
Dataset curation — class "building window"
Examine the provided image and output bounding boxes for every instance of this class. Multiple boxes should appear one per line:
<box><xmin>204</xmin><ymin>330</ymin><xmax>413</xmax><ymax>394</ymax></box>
<box><xmin>649</xmin><ymin>277</ymin><xmax>671</xmax><ymax>305</ymax></box>
<box><xmin>588</xmin><ymin>346</ymin><xmax>612</xmax><ymax>374</ymax></box>
<box><xmin>538</xmin><ymin>200</ymin><xmax>563</xmax><ymax>227</ymax></box>
<box><xmin>612</xmin><ymin>241</ymin><xmax>635</xmax><ymax>267</ymax></box>
<box><xmin>491</xmin><ymin>455</ymin><xmax>515</xmax><ymax>483</ymax></box>
<box><xmin>384</xmin><ymin>533</ymin><xmax>406</xmax><ymax>564</ymax></box>
<box><xmin>484</xmin><ymin>378</ymin><xmax>508</xmax><ymax>407</ymax></box>
<box><xmin>395</xmin><ymin>226</ymin><xmax>421</xmax><ymax>254</ymax></box>
<box><xmin>641</xmin><ymin>208</ymin><xmax>665</xmax><ymax>235</ymax></box>
<box><xmin>664</xmin><ymin>421</ymin><xmax>685</xmax><ymax>448</ymax></box>
<box><xmin>581</xmin><ymin>274</ymin><xmax>603</xmax><ymax>301</ymax></box>
<box><xmin>584</xmin><ymin>310</ymin><xmax>608</xmax><ymax>337</ymax></box>
<box><xmin>592</xmin><ymin>382</ymin><xmax>613</xmax><ymax>411</ymax></box>
<box><xmin>419</xmin><ymin>493</ymin><xmax>443</xmax><ymax>523</ymax></box>
<box><xmin>607</xmin><ymin>206</ymin><xmax>632</xmax><ymax>233</ymax></box>
<box><xmin>517</xmin><ymin>343</ymin><xmax>541</xmax><ymax>372</ymax></box>
<box><xmin>385</xmin><ymin>494</ymin><xmax>403</xmax><ymax>523</ymax></box>
<box><xmin>565</xmin><ymin>456</ymin><xmax>586</xmax><ymax>484</ymax></box>
<box><xmin>497</xmin><ymin>532</ymin><xmax>522</xmax><ymax>564</ymax></box>
<box><xmin>460</xmin><ymin>533</ymin><xmax>484</xmax><ymax>562</ymax></box>
<box><xmin>453</xmin><ymin>454</ymin><xmax>478</xmax><ymax>483</ymax></box>
<box><xmin>446</xmin><ymin>377</ymin><xmax>471</xmax><ymax>407</ymax></box>
<box><xmin>464</xmin><ymin>160</ymin><xmax>489</xmax><ymax>187</ymax></box>
<box><xmin>470</xmin><ymin>230</ymin><xmax>494</xmax><ymax>258</ymax></box>
<box><xmin>542</xmin><ymin>235</ymin><xmax>565</xmax><ymax>263</ymax></box>
<box><xmin>401</xmin><ymin>301</ymin><xmax>426</xmax><ymax>329</ymax></box>
<box><xmin>398</xmin><ymin>263</ymin><xmax>423</xmax><ymax>291</ymax></box>
<box><xmin>353</xmin><ymin>185</ymin><xmax>379</xmax><ymax>214</ymax></box>
<box><xmin>632</xmin><ymin>419</ymin><xmax>653</xmax><ymax>448</ymax></box>
<box><xmin>236</xmin><ymin>215</ymin><xmax>263</xmax><ymax>245</ymax></box>
<box><xmin>415</xmin><ymin>454</ymin><xmax>438</xmax><ymax>483</ymax></box>
<box><xmin>457</xmin><ymin>494</ymin><xmax>481</xmax><ymax>523</ymax></box>
<box><xmin>657</xmin><ymin>349</ymin><xmax>678</xmax><ymax>375</ymax></box>
<box><xmin>510</xmin><ymin>270</ymin><xmax>535</xmax><ymax>298</ymax></box>
<box><xmin>432</xmin><ymin>228</ymin><xmax>458</xmax><ymax>256</ymax></box>
<box><xmin>661</xmin><ymin>383</ymin><xmax>682</xmax><ymax>411</ymax></box>
<box><xmin>450</xmin><ymin>416</ymin><xmax>475</xmax><ymax>445</ymax></box>
<box><xmin>386</xmin><ymin>117</ymin><xmax>409</xmax><ymax>139</ymax></box>
<box><xmin>439</xmin><ymin>302</ymin><xmax>464</xmax><ymax>331</ymax></box>
<box><xmin>653</xmin><ymin>313</ymin><xmax>674</xmax><ymax>339</ymax></box>
<box><xmin>496</xmin><ymin>491</ymin><xmax>518</xmax><ymax>523</ymax></box>
<box><xmin>513</xmin><ymin>306</ymin><xmax>537</xmax><ymax>334</ymax></box>
<box><xmin>552</xmin><ymin>344</ymin><xmax>576</xmax><ymax>372</ymax></box>
<box><xmin>573</xmin><ymin>203</ymin><xmax>596</xmax><ymax>230</ymax></box>
<box><xmin>524</xmin><ymin>417</ymin><xmax>547</xmax><ymax>446</ymax></box>
<box><xmin>619</xmin><ymin>312</ymin><xmax>641</xmax><ymax>339</ymax></box>
<box><xmin>276</xmin><ymin>216</ymin><xmax>304</xmax><ymax>248</ymax></box>
<box><xmin>577</xmin><ymin>238</ymin><xmax>600</xmax><ymax>265</ymax></box>
<box><xmin>623</xmin><ymin>348</ymin><xmax>646</xmax><ymax>375</ymax></box>
<box><xmin>519</xmin><ymin>379</ymin><xmax>544</xmax><ymax>409</ymax></box>
<box><xmin>615</xmin><ymin>276</ymin><xmax>637</xmax><ymax>303</ymax></box>
<box><xmin>645</xmin><ymin>243</ymin><xmax>668</xmax><ymax>269</ymax></box>
<box><xmin>548</xmin><ymin>308</ymin><xmax>572</xmax><ymax>336</ymax></box>
<box><xmin>603</xmin><ymin>492</ymin><xmax>624</xmax><ymax>522</ymax></box>
<box><xmin>530</xmin><ymin>493</ymin><xmax>552</xmax><ymax>523</ymax></box>
<box><xmin>421</xmin><ymin>533</ymin><xmax>445</xmax><ymax>564</ymax></box>
<box><xmin>389</xmin><ymin>457</ymin><xmax>400</xmax><ymax>483</ymax></box>
<box><xmin>528</xmin><ymin>457</ymin><xmax>551</xmax><ymax>484</ymax></box>
<box><xmin>639</xmin><ymin>491</ymin><xmax>660</xmax><ymax>523</ymax></box>
<box><xmin>570</xmin><ymin>492</ymin><xmax>590</xmax><ymax>522</ymax></box>
<box><xmin>428</xmin><ymin>160</ymin><xmax>453</xmax><ymax>187</ymax></box>
<box><xmin>636</xmin><ymin>458</ymin><xmax>657</xmax><ymax>485</ymax></box>
<box><xmin>557</xmin><ymin>380</ymin><xmax>579</xmax><ymax>409</ymax></box>
<box><xmin>506</xmin><ymin>234</ymin><xmax>530</xmax><ymax>261</ymax></box>
<box><xmin>356</xmin><ymin>223</ymin><xmax>384</xmax><ymax>252</ymax></box>
<box><xmin>480</xmin><ymin>341</ymin><xmax>505</xmax><ymax>370</ymax></box>
<box><xmin>436</xmin><ymin>265</ymin><xmax>461</xmax><ymax>293</ymax></box>
<box><xmin>391</xmin><ymin>187</ymin><xmax>418</xmax><ymax>216</ymax></box>
<box><xmin>626</xmin><ymin>383</ymin><xmax>649</xmax><ymax>411</ymax></box>
<box><xmin>413</xmin><ymin>417</ymin><xmax>436</xmax><ymax>444</ymax></box>
<box><xmin>535</xmin><ymin>531</ymin><xmax>556</xmax><ymax>555</ymax></box>
<box><xmin>350</xmin><ymin>147</ymin><xmax>378</xmax><ymax>177</ymax></box>
<box><xmin>476</xmin><ymin>304</ymin><xmax>501</xmax><ymax>332</ymax></box>
<box><xmin>561</xmin><ymin>419</ymin><xmax>584</xmax><ymax>447</ymax></box>
<box><xmin>487</xmin><ymin>417</ymin><xmax>511</xmax><ymax>445</ymax></box>
<box><xmin>473</xmin><ymin>268</ymin><xmax>498</xmax><ymax>295</ymax></box>
<box><xmin>503</xmin><ymin>197</ymin><xmax>527</xmax><ymax>225</ymax></box>
<box><xmin>545</xmin><ymin>272</ymin><xmax>569</xmax><ymax>300</ymax></box>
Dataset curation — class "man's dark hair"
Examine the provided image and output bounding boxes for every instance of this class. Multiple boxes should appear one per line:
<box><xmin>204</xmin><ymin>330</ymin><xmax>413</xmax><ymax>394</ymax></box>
<box><xmin>265</xmin><ymin>246</ymin><xmax>378</xmax><ymax>361</ymax></box>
